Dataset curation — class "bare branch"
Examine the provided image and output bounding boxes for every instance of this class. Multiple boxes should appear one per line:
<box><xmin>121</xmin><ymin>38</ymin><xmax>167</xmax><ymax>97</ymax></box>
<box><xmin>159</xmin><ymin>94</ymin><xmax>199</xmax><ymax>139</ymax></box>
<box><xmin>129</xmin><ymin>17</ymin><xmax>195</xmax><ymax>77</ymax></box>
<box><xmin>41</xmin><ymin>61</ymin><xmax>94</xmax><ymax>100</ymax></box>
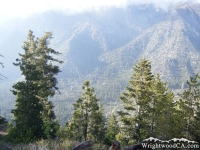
<box><xmin>0</xmin><ymin>54</ymin><xmax>6</xmax><ymax>78</ymax></box>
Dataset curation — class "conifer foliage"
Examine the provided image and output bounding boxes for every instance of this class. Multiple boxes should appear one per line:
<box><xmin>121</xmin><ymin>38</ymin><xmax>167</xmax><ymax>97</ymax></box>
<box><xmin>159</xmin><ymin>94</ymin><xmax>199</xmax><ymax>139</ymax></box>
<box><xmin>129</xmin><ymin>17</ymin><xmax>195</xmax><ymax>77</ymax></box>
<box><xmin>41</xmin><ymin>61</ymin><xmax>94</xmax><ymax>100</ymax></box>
<box><xmin>104</xmin><ymin>113</ymin><xmax>119</xmax><ymax>145</ymax></box>
<box><xmin>66</xmin><ymin>80</ymin><xmax>105</xmax><ymax>142</ymax></box>
<box><xmin>150</xmin><ymin>74</ymin><xmax>182</xmax><ymax>140</ymax></box>
<box><xmin>118</xmin><ymin>58</ymin><xmax>154</xmax><ymax>144</ymax></box>
<box><xmin>117</xmin><ymin>58</ymin><xmax>180</xmax><ymax>144</ymax></box>
<box><xmin>7</xmin><ymin>30</ymin><xmax>63</xmax><ymax>143</ymax></box>
<box><xmin>179</xmin><ymin>75</ymin><xmax>200</xmax><ymax>141</ymax></box>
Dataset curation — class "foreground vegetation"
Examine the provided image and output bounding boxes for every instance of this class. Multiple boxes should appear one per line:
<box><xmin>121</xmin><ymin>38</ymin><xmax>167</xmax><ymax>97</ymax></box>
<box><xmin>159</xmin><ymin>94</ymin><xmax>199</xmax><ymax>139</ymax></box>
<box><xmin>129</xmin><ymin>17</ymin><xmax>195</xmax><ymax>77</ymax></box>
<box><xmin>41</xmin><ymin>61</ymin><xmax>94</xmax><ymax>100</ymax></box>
<box><xmin>0</xmin><ymin>138</ymin><xmax>109</xmax><ymax>150</ymax></box>
<box><xmin>0</xmin><ymin>30</ymin><xmax>200</xmax><ymax>149</ymax></box>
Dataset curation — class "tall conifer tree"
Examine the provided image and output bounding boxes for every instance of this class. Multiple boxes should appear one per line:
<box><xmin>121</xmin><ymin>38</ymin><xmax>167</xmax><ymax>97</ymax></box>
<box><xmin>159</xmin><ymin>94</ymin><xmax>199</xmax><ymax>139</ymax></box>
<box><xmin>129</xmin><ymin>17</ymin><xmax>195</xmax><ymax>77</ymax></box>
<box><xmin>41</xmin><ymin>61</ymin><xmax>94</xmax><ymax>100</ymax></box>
<box><xmin>66</xmin><ymin>80</ymin><xmax>105</xmax><ymax>142</ymax></box>
<box><xmin>179</xmin><ymin>75</ymin><xmax>200</xmax><ymax>140</ymax></box>
<box><xmin>118</xmin><ymin>58</ymin><xmax>154</xmax><ymax>144</ymax></box>
<box><xmin>34</xmin><ymin>31</ymin><xmax>63</xmax><ymax>138</ymax></box>
<box><xmin>191</xmin><ymin>104</ymin><xmax>200</xmax><ymax>143</ymax></box>
<box><xmin>9</xmin><ymin>31</ymin><xmax>43</xmax><ymax>143</ymax></box>
<box><xmin>8</xmin><ymin>30</ymin><xmax>62</xmax><ymax>143</ymax></box>
<box><xmin>151</xmin><ymin>74</ymin><xmax>183</xmax><ymax>140</ymax></box>
<box><xmin>104</xmin><ymin>113</ymin><xmax>119</xmax><ymax>145</ymax></box>
<box><xmin>118</xmin><ymin>59</ymin><xmax>181</xmax><ymax>144</ymax></box>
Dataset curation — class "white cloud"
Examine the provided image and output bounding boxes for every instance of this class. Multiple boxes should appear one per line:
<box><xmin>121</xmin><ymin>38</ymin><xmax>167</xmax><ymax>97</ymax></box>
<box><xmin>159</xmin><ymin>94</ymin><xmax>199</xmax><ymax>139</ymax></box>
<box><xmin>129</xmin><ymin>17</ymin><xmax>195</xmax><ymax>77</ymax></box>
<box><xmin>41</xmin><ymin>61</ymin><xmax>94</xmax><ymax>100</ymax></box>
<box><xmin>0</xmin><ymin>0</ymin><xmax>199</xmax><ymax>20</ymax></box>
<box><xmin>0</xmin><ymin>0</ymin><xmax>127</xmax><ymax>18</ymax></box>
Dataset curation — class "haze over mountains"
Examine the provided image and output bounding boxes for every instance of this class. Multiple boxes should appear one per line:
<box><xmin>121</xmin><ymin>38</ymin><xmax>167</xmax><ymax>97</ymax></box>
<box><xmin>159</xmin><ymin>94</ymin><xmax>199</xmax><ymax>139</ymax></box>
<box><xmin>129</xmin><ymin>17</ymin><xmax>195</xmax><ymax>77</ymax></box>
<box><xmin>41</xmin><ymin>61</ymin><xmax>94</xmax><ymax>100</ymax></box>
<box><xmin>1</xmin><ymin>1</ymin><xmax>200</xmax><ymax>124</ymax></box>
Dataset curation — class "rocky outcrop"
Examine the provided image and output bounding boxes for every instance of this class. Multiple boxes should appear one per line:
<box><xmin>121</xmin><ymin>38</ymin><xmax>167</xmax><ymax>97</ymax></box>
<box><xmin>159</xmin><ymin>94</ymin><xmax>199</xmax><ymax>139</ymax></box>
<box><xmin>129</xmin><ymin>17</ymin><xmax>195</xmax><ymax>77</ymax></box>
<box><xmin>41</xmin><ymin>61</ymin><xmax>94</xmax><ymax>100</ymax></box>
<box><xmin>109</xmin><ymin>140</ymin><xmax>152</xmax><ymax>150</ymax></box>
<box><xmin>72</xmin><ymin>140</ymin><xmax>93</xmax><ymax>150</ymax></box>
<box><xmin>109</xmin><ymin>140</ymin><xmax>121</xmax><ymax>150</ymax></box>
<box><xmin>123</xmin><ymin>143</ymin><xmax>148</xmax><ymax>150</ymax></box>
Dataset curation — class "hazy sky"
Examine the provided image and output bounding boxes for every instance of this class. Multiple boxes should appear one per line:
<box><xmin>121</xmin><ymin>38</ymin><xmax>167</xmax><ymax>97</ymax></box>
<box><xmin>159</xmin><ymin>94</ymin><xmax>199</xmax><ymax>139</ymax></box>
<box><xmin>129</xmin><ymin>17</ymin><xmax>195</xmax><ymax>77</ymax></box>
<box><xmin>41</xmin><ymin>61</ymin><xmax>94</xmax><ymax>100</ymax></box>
<box><xmin>0</xmin><ymin>0</ymin><xmax>198</xmax><ymax>20</ymax></box>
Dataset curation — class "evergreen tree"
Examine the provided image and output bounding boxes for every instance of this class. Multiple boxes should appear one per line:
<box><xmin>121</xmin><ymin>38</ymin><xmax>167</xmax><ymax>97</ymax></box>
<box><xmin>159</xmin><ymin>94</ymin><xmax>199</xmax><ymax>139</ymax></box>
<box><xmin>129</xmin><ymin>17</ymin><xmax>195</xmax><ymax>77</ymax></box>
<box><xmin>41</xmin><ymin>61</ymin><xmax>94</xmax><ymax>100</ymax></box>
<box><xmin>88</xmin><ymin>105</ymin><xmax>105</xmax><ymax>142</ymax></box>
<box><xmin>66</xmin><ymin>80</ymin><xmax>105</xmax><ymax>142</ymax></box>
<box><xmin>9</xmin><ymin>31</ymin><xmax>44</xmax><ymax>143</ymax></box>
<box><xmin>151</xmin><ymin>74</ymin><xmax>183</xmax><ymax>140</ymax></box>
<box><xmin>191</xmin><ymin>104</ymin><xmax>200</xmax><ymax>143</ymax></box>
<box><xmin>179</xmin><ymin>75</ymin><xmax>200</xmax><ymax>140</ymax></box>
<box><xmin>117</xmin><ymin>59</ymin><xmax>182</xmax><ymax>144</ymax></box>
<box><xmin>34</xmin><ymin>31</ymin><xmax>63</xmax><ymax>139</ymax></box>
<box><xmin>104</xmin><ymin>113</ymin><xmax>119</xmax><ymax>145</ymax></box>
<box><xmin>118</xmin><ymin>58</ymin><xmax>154</xmax><ymax>144</ymax></box>
<box><xmin>65</xmin><ymin>98</ymin><xmax>84</xmax><ymax>141</ymax></box>
<box><xmin>8</xmin><ymin>30</ymin><xmax>62</xmax><ymax>143</ymax></box>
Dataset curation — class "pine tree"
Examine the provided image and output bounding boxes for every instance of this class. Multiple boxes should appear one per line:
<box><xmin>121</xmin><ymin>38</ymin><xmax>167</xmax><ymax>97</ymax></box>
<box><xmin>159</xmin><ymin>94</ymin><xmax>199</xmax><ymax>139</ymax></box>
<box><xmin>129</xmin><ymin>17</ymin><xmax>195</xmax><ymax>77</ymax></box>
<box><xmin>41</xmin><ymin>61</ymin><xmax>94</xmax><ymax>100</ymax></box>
<box><xmin>118</xmin><ymin>58</ymin><xmax>154</xmax><ymax>144</ymax></box>
<box><xmin>117</xmin><ymin>59</ymin><xmax>183</xmax><ymax>144</ymax></box>
<box><xmin>9</xmin><ymin>31</ymin><xmax>43</xmax><ymax>143</ymax></box>
<box><xmin>88</xmin><ymin>105</ymin><xmax>105</xmax><ymax>142</ymax></box>
<box><xmin>104</xmin><ymin>113</ymin><xmax>119</xmax><ymax>145</ymax></box>
<box><xmin>34</xmin><ymin>31</ymin><xmax>63</xmax><ymax>139</ymax></box>
<box><xmin>66</xmin><ymin>80</ymin><xmax>105</xmax><ymax>142</ymax></box>
<box><xmin>65</xmin><ymin>98</ymin><xmax>84</xmax><ymax>141</ymax></box>
<box><xmin>151</xmin><ymin>74</ymin><xmax>183</xmax><ymax>140</ymax></box>
<box><xmin>179</xmin><ymin>75</ymin><xmax>200</xmax><ymax>140</ymax></box>
<box><xmin>190</xmin><ymin>76</ymin><xmax>200</xmax><ymax>143</ymax></box>
<box><xmin>8</xmin><ymin>30</ymin><xmax>62</xmax><ymax>143</ymax></box>
<box><xmin>191</xmin><ymin>104</ymin><xmax>200</xmax><ymax>143</ymax></box>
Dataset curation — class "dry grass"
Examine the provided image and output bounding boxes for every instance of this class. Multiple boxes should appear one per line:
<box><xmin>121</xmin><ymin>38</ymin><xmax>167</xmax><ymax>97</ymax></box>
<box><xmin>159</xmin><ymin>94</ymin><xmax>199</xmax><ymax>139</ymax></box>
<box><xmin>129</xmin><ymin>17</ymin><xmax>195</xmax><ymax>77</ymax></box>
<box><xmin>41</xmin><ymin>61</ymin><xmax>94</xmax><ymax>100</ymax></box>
<box><xmin>0</xmin><ymin>138</ymin><xmax>74</xmax><ymax>150</ymax></box>
<box><xmin>0</xmin><ymin>138</ymin><xmax>110</xmax><ymax>150</ymax></box>
<box><xmin>92</xmin><ymin>143</ymin><xmax>110</xmax><ymax>150</ymax></box>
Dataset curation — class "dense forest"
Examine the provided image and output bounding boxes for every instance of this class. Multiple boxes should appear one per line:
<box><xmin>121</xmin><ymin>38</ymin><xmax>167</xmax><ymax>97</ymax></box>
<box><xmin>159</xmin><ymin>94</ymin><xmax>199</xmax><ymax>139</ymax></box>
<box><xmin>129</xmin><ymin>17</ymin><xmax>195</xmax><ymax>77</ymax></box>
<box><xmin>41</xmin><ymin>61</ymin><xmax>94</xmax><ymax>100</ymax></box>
<box><xmin>0</xmin><ymin>31</ymin><xmax>200</xmax><ymax>149</ymax></box>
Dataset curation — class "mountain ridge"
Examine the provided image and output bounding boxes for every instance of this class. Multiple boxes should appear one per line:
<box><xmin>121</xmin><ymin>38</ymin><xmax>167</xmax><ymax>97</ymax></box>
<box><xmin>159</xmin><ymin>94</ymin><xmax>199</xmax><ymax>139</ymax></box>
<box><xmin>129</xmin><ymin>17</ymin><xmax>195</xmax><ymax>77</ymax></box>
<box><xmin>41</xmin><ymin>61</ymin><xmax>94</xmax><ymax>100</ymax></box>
<box><xmin>1</xmin><ymin>2</ymin><xmax>200</xmax><ymax>125</ymax></box>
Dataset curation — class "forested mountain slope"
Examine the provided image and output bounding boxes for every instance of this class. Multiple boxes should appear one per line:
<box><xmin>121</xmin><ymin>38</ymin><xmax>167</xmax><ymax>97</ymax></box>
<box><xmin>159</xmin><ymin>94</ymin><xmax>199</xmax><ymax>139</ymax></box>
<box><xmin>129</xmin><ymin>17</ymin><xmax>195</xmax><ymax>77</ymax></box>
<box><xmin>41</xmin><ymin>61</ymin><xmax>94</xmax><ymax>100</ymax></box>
<box><xmin>101</xmin><ymin>3</ymin><xmax>200</xmax><ymax>87</ymax></box>
<box><xmin>1</xmin><ymin>2</ymin><xmax>200</xmax><ymax>125</ymax></box>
